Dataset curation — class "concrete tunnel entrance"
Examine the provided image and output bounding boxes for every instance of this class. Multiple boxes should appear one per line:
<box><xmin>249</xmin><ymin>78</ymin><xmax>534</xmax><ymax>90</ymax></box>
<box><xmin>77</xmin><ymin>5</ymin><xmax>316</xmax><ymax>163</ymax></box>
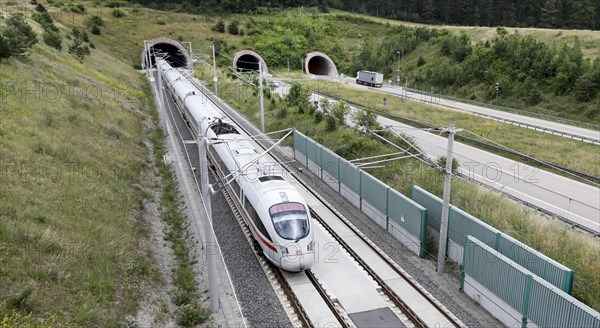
<box><xmin>305</xmin><ymin>52</ymin><xmax>338</xmax><ymax>77</ymax></box>
<box><xmin>141</xmin><ymin>37</ymin><xmax>191</xmax><ymax>69</ymax></box>
<box><xmin>233</xmin><ymin>50</ymin><xmax>268</xmax><ymax>74</ymax></box>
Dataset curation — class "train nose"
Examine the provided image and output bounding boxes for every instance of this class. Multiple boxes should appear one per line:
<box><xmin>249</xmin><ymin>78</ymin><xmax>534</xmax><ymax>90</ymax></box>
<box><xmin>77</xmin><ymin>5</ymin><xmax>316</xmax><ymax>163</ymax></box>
<box><xmin>280</xmin><ymin>253</ymin><xmax>315</xmax><ymax>272</ymax></box>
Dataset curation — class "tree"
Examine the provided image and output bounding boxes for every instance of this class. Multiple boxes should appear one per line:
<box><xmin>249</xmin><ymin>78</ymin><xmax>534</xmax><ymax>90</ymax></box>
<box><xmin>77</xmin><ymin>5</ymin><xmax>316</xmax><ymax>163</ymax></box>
<box><xmin>332</xmin><ymin>100</ymin><xmax>349</xmax><ymax>126</ymax></box>
<box><xmin>353</xmin><ymin>108</ymin><xmax>379</xmax><ymax>132</ymax></box>
<box><xmin>0</xmin><ymin>14</ymin><xmax>38</xmax><ymax>59</ymax></box>
<box><xmin>68</xmin><ymin>28</ymin><xmax>90</xmax><ymax>62</ymax></box>
<box><xmin>540</xmin><ymin>0</ymin><xmax>559</xmax><ymax>27</ymax></box>
<box><xmin>286</xmin><ymin>83</ymin><xmax>310</xmax><ymax>107</ymax></box>
<box><xmin>212</xmin><ymin>19</ymin><xmax>225</xmax><ymax>33</ymax></box>
<box><xmin>35</xmin><ymin>3</ymin><xmax>46</xmax><ymax>12</ymax></box>
<box><xmin>320</xmin><ymin>97</ymin><xmax>332</xmax><ymax>115</ymax></box>
<box><xmin>227</xmin><ymin>19</ymin><xmax>239</xmax><ymax>35</ymax></box>
<box><xmin>0</xmin><ymin>35</ymin><xmax>10</xmax><ymax>59</ymax></box>
<box><xmin>91</xmin><ymin>24</ymin><xmax>101</xmax><ymax>35</ymax></box>
<box><xmin>43</xmin><ymin>30</ymin><xmax>62</xmax><ymax>50</ymax></box>
<box><xmin>574</xmin><ymin>73</ymin><xmax>599</xmax><ymax>102</ymax></box>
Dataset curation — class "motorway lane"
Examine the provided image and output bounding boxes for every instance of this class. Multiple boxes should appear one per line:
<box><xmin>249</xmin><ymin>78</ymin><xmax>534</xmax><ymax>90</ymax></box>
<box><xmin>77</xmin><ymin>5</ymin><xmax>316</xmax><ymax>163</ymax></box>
<box><xmin>273</xmin><ymin>80</ymin><xmax>600</xmax><ymax>233</ymax></box>
<box><xmin>377</xmin><ymin>116</ymin><xmax>600</xmax><ymax>233</ymax></box>
<box><xmin>359</xmin><ymin>80</ymin><xmax>600</xmax><ymax>143</ymax></box>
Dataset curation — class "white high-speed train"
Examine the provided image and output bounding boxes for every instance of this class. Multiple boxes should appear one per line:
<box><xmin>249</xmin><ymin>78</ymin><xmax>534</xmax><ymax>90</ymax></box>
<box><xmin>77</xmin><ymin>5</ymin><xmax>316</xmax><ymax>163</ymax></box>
<box><xmin>157</xmin><ymin>59</ymin><xmax>315</xmax><ymax>272</ymax></box>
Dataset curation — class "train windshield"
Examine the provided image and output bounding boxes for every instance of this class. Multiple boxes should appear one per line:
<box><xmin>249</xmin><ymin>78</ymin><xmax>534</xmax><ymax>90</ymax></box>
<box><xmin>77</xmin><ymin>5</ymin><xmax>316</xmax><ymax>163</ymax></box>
<box><xmin>269</xmin><ymin>202</ymin><xmax>309</xmax><ymax>240</ymax></box>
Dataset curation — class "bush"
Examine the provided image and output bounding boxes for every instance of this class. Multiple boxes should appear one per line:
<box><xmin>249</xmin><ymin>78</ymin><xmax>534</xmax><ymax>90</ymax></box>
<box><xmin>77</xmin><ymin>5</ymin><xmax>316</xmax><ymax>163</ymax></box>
<box><xmin>88</xmin><ymin>15</ymin><xmax>104</xmax><ymax>27</ymax></box>
<box><xmin>0</xmin><ymin>14</ymin><xmax>38</xmax><ymax>59</ymax></box>
<box><xmin>212</xmin><ymin>19</ymin><xmax>225</xmax><ymax>33</ymax></box>
<box><xmin>176</xmin><ymin>303</ymin><xmax>207</xmax><ymax>327</ymax></box>
<box><xmin>91</xmin><ymin>24</ymin><xmax>101</xmax><ymax>35</ymax></box>
<box><xmin>227</xmin><ymin>19</ymin><xmax>239</xmax><ymax>35</ymax></box>
<box><xmin>314</xmin><ymin>110</ymin><xmax>323</xmax><ymax>123</ymax></box>
<box><xmin>43</xmin><ymin>30</ymin><xmax>62</xmax><ymax>50</ymax></box>
<box><xmin>32</xmin><ymin>12</ymin><xmax>58</xmax><ymax>32</ymax></box>
<box><xmin>325</xmin><ymin>115</ymin><xmax>337</xmax><ymax>131</ymax></box>
<box><xmin>436</xmin><ymin>156</ymin><xmax>460</xmax><ymax>173</ymax></box>
<box><xmin>35</xmin><ymin>3</ymin><xmax>46</xmax><ymax>12</ymax></box>
<box><xmin>112</xmin><ymin>9</ymin><xmax>125</xmax><ymax>18</ymax></box>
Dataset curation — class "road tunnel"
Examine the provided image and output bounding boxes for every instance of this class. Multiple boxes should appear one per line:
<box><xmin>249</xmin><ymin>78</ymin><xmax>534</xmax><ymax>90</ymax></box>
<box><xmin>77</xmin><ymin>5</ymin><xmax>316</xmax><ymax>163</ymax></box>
<box><xmin>233</xmin><ymin>50</ymin><xmax>268</xmax><ymax>74</ymax></box>
<box><xmin>305</xmin><ymin>52</ymin><xmax>338</xmax><ymax>77</ymax></box>
<box><xmin>141</xmin><ymin>37</ymin><xmax>191</xmax><ymax>69</ymax></box>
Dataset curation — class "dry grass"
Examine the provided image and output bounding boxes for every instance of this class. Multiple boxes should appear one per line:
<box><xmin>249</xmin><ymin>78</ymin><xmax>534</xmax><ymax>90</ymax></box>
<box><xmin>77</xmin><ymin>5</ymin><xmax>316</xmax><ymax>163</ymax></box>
<box><xmin>332</xmin><ymin>11</ymin><xmax>600</xmax><ymax>59</ymax></box>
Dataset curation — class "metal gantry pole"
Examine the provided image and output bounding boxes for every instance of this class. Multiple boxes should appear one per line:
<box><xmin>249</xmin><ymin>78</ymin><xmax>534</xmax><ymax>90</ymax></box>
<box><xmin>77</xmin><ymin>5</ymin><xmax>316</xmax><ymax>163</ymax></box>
<box><xmin>437</xmin><ymin>124</ymin><xmax>459</xmax><ymax>274</ymax></box>
<box><xmin>259</xmin><ymin>62</ymin><xmax>265</xmax><ymax>133</ymax></box>
<box><xmin>157</xmin><ymin>60</ymin><xmax>164</xmax><ymax>109</ymax></box>
<box><xmin>404</xmin><ymin>76</ymin><xmax>408</xmax><ymax>103</ymax></box>
<box><xmin>198</xmin><ymin>122</ymin><xmax>219</xmax><ymax>312</ymax></box>
<box><xmin>212</xmin><ymin>44</ymin><xmax>218</xmax><ymax>96</ymax></box>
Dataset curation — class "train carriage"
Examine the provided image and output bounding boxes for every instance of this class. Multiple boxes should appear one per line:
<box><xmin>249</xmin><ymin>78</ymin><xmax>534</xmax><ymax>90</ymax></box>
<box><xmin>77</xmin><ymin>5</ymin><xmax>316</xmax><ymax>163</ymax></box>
<box><xmin>158</xmin><ymin>59</ymin><xmax>314</xmax><ymax>272</ymax></box>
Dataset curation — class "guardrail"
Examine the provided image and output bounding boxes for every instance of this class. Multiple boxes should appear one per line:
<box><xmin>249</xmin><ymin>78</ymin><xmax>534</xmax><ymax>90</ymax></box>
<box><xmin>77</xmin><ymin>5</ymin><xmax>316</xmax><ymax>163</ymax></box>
<box><xmin>310</xmin><ymin>88</ymin><xmax>600</xmax><ymax>185</ymax></box>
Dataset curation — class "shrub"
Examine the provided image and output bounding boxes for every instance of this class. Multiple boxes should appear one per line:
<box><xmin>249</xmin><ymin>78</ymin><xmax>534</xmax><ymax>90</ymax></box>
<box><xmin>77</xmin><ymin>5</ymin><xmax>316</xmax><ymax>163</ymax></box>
<box><xmin>227</xmin><ymin>19</ymin><xmax>239</xmax><ymax>35</ymax></box>
<box><xmin>176</xmin><ymin>303</ymin><xmax>207</xmax><ymax>327</ymax></box>
<box><xmin>35</xmin><ymin>2</ymin><xmax>46</xmax><ymax>12</ymax></box>
<box><xmin>32</xmin><ymin>12</ymin><xmax>58</xmax><ymax>32</ymax></box>
<box><xmin>325</xmin><ymin>115</ymin><xmax>337</xmax><ymax>131</ymax></box>
<box><xmin>212</xmin><ymin>19</ymin><xmax>225</xmax><ymax>33</ymax></box>
<box><xmin>436</xmin><ymin>156</ymin><xmax>460</xmax><ymax>173</ymax></box>
<box><xmin>91</xmin><ymin>24</ymin><xmax>101</xmax><ymax>35</ymax></box>
<box><xmin>0</xmin><ymin>14</ymin><xmax>38</xmax><ymax>59</ymax></box>
<box><xmin>112</xmin><ymin>8</ymin><xmax>125</xmax><ymax>18</ymax></box>
<box><xmin>88</xmin><ymin>15</ymin><xmax>104</xmax><ymax>27</ymax></box>
<box><xmin>313</xmin><ymin>110</ymin><xmax>323</xmax><ymax>123</ymax></box>
<box><xmin>43</xmin><ymin>30</ymin><xmax>62</xmax><ymax>50</ymax></box>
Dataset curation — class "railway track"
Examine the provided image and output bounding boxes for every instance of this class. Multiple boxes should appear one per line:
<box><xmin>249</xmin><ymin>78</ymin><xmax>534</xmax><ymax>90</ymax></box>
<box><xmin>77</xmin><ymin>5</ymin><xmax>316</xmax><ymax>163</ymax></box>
<box><xmin>187</xmin><ymin>74</ymin><xmax>465</xmax><ymax>328</ymax></box>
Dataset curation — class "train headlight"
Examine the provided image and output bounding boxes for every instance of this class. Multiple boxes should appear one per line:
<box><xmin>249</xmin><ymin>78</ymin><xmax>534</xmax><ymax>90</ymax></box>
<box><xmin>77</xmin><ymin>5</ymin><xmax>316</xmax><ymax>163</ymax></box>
<box><xmin>307</xmin><ymin>240</ymin><xmax>314</xmax><ymax>252</ymax></box>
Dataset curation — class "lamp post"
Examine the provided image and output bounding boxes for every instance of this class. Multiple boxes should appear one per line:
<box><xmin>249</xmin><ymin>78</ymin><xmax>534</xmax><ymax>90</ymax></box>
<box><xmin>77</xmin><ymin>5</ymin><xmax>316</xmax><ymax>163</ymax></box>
<box><xmin>396</xmin><ymin>51</ymin><xmax>401</xmax><ymax>86</ymax></box>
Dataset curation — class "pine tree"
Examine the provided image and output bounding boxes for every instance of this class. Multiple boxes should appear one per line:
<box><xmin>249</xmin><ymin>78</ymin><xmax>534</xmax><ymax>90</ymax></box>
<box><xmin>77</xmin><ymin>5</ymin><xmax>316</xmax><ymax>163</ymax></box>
<box><xmin>541</xmin><ymin>0</ymin><xmax>559</xmax><ymax>27</ymax></box>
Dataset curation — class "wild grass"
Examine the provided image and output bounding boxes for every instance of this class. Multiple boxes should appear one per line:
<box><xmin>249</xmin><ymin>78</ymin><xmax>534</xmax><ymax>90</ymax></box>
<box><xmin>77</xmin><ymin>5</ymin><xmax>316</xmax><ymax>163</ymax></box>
<box><xmin>334</xmin><ymin>11</ymin><xmax>600</xmax><ymax>59</ymax></box>
<box><xmin>0</xmin><ymin>3</ymin><xmax>156</xmax><ymax>326</ymax></box>
<box><xmin>208</xmin><ymin>66</ymin><xmax>600</xmax><ymax>311</ymax></box>
<box><xmin>294</xmin><ymin>79</ymin><xmax>600</xmax><ymax>178</ymax></box>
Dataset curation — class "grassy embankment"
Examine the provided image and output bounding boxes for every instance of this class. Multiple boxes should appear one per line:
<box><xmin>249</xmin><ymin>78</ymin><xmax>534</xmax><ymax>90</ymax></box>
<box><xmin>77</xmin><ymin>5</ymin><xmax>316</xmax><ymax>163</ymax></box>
<box><xmin>294</xmin><ymin>79</ymin><xmax>600</xmax><ymax>178</ymax></box>
<box><xmin>1</xmin><ymin>2</ymin><xmax>207</xmax><ymax>326</ymax></box>
<box><xmin>352</xmin><ymin>11</ymin><xmax>600</xmax><ymax>59</ymax></box>
<box><xmin>195</xmin><ymin>62</ymin><xmax>600</xmax><ymax>311</ymax></box>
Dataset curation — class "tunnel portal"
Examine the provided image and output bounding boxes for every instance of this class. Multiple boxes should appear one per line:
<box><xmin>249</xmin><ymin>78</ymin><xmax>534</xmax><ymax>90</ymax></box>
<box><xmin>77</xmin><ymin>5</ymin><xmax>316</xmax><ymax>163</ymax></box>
<box><xmin>141</xmin><ymin>37</ymin><xmax>191</xmax><ymax>69</ymax></box>
<box><xmin>305</xmin><ymin>52</ymin><xmax>338</xmax><ymax>77</ymax></box>
<box><xmin>233</xmin><ymin>50</ymin><xmax>268</xmax><ymax>74</ymax></box>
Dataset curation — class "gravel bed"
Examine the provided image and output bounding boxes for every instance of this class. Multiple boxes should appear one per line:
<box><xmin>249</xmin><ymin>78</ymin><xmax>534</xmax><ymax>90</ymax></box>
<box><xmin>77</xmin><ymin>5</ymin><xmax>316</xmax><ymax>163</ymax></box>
<box><xmin>165</xmin><ymin>90</ymin><xmax>291</xmax><ymax>328</ymax></box>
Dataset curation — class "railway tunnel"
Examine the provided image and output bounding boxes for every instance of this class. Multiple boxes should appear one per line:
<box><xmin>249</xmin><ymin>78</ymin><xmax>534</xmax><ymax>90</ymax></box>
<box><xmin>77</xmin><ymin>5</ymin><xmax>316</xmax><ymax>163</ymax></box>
<box><xmin>141</xmin><ymin>37</ymin><xmax>191</xmax><ymax>69</ymax></box>
<box><xmin>305</xmin><ymin>52</ymin><xmax>338</xmax><ymax>77</ymax></box>
<box><xmin>232</xmin><ymin>50</ymin><xmax>268</xmax><ymax>74</ymax></box>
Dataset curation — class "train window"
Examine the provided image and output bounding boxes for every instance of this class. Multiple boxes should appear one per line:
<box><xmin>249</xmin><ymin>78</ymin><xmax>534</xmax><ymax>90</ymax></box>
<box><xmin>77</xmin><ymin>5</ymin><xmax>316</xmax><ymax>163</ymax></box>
<box><xmin>243</xmin><ymin>196</ymin><xmax>271</xmax><ymax>241</ymax></box>
<box><xmin>258</xmin><ymin>176</ymin><xmax>284</xmax><ymax>183</ymax></box>
<box><xmin>269</xmin><ymin>203</ymin><xmax>310</xmax><ymax>240</ymax></box>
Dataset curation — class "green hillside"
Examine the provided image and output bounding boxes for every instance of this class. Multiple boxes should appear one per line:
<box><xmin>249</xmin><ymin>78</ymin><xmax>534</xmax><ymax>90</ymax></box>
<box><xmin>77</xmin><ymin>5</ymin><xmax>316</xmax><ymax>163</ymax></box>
<box><xmin>0</xmin><ymin>1</ymin><xmax>598</xmax><ymax>325</ymax></box>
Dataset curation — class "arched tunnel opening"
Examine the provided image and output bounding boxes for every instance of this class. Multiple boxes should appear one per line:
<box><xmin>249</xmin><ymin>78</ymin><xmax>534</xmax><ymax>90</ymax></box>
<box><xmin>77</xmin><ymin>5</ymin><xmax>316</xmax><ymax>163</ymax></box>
<box><xmin>305</xmin><ymin>52</ymin><xmax>338</xmax><ymax>77</ymax></box>
<box><xmin>233</xmin><ymin>50</ymin><xmax>268</xmax><ymax>75</ymax></box>
<box><xmin>236</xmin><ymin>54</ymin><xmax>260</xmax><ymax>71</ymax></box>
<box><xmin>141</xmin><ymin>38</ymin><xmax>191</xmax><ymax>69</ymax></box>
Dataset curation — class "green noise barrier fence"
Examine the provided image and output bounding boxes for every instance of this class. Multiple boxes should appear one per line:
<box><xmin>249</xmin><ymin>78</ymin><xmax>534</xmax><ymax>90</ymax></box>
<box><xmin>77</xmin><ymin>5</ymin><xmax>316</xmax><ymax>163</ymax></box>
<box><xmin>293</xmin><ymin>130</ymin><xmax>428</xmax><ymax>257</ymax></box>
<box><xmin>411</xmin><ymin>185</ymin><xmax>574</xmax><ymax>294</ymax></box>
<box><xmin>462</xmin><ymin>236</ymin><xmax>599</xmax><ymax>328</ymax></box>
